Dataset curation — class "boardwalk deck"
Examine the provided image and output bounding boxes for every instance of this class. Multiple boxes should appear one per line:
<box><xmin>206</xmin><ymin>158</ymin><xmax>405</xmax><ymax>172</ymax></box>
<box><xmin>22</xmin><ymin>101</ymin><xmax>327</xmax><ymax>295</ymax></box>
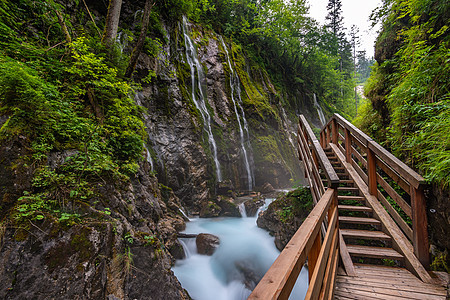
<box><xmin>335</xmin><ymin>264</ymin><xmax>447</xmax><ymax>300</ymax></box>
<box><xmin>250</xmin><ymin>114</ymin><xmax>448</xmax><ymax>299</ymax></box>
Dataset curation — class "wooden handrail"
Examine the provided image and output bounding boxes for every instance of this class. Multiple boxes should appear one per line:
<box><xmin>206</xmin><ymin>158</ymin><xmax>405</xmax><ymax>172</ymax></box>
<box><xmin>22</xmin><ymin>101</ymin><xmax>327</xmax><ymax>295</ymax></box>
<box><xmin>249</xmin><ymin>189</ymin><xmax>339</xmax><ymax>299</ymax></box>
<box><xmin>320</xmin><ymin>113</ymin><xmax>430</xmax><ymax>269</ymax></box>
<box><xmin>299</xmin><ymin>115</ymin><xmax>339</xmax><ymax>190</ymax></box>
<box><xmin>250</xmin><ymin>115</ymin><xmax>340</xmax><ymax>299</ymax></box>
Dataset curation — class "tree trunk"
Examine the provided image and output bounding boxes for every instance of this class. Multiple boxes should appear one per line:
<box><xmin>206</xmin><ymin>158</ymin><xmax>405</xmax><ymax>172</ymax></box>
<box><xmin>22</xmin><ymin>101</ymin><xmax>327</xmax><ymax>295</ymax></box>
<box><xmin>124</xmin><ymin>0</ymin><xmax>155</xmax><ymax>78</ymax></box>
<box><xmin>54</xmin><ymin>10</ymin><xmax>71</xmax><ymax>44</ymax></box>
<box><xmin>102</xmin><ymin>0</ymin><xmax>123</xmax><ymax>47</ymax></box>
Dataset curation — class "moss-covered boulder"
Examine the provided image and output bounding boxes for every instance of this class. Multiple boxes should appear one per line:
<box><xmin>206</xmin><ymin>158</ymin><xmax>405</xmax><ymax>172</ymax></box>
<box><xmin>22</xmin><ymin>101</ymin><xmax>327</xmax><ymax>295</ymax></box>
<box><xmin>257</xmin><ymin>187</ymin><xmax>313</xmax><ymax>250</ymax></box>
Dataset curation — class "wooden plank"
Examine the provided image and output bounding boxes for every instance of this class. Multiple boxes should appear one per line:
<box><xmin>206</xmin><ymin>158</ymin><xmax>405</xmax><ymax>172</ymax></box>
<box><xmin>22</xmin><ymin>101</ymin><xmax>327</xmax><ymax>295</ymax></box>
<box><xmin>249</xmin><ymin>189</ymin><xmax>335</xmax><ymax>299</ymax></box>
<box><xmin>338</xmin><ymin>205</ymin><xmax>372</xmax><ymax>213</ymax></box>
<box><xmin>410</xmin><ymin>185</ymin><xmax>430</xmax><ymax>269</ymax></box>
<box><xmin>320</xmin><ymin>242</ymin><xmax>339</xmax><ymax>300</ymax></box>
<box><xmin>339</xmin><ymin>216</ymin><xmax>381</xmax><ymax>226</ymax></box>
<box><xmin>338</xmin><ymin>196</ymin><xmax>365</xmax><ymax>202</ymax></box>
<box><xmin>332</xmin><ymin>118</ymin><xmax>338</xmax><ymax>144</ymax></box>
<box><xmin>326</xmin><ymin>245</ymin><xmax>339</xmax><ymax>300</ymax></box>
<box><xmin>350</xmin><ymin>134</ymin><xmax>367</xmax><ymax>155</ymax></box>
<box><xmin>336</xmin><ymin>281</ymin><xmax>445</xmax><ymax>300</ymax></box>
<box><xmin>333</xmin><ymin>113</ymin><xmax>373</xmax><ymax>147</ymax></box>
<box><xmin>334</xmin><ymin>289</ymin><xmax>380</xmax><ymax>300</ymax></box>
<box><xmin>339</xmin><ymin>231</ymin><xmax>356</xmax><ymax>276</ymax></box>
<box><xmin>377</xmin><ymin>191</ymin><xmax>413</xmax><ymax>241</ymax></box>
<box><xmin>341</xmin><ymin>229</ymin><xmax>391</xmax><ymax>241</ymax></box>
<box><xmin>299</xmin><ymin>115</ymin><xmax>339</xmax><ymax>188</ymax></box>
<box><xmin>377</xmin><ymin>174</ymin><xmax>412</xmax><ymax>218</ymax></box>
<box><xmin>344</xmin><ymin>128</ymin><xmax>352</xmax><ymax>163</ymax></box>
<box><xmin>308</xmin><ymin>233</ymin><xmax>321</xmax><ymax>282</ymax></box>
<box><xmin>329</xmin><ymin>143</ymin><xmax>433</xmax><ymax>283</ymax></box>
<box><xmin>376</xmin><ymin>157</ymin><xmax>410</xmax><ymax>193</ymax></box>
<box><xmin>336</xmin><ymin>277</ymin><xmax>447</xmax><ymax>296</ymax></box>
<box><xmin>336</xmin><ymin>285</ymin><xmax>401</xmax><ymax>300</ymax></box>
<box><xmin>338</xmin><ymin>142</ymin><xmax>346</xmax><ymax>157</ymax></box>
<box><xmin>352</xmin><ymin>159</ymin><xmax>369</xmax><ymax>185</ymax></box>
<box><xmin>368</xmin><ymin>141</ymin><xmax>426</xmax><ymax>188</ymax></box>
<box><xmin>367</xmin><ymin>148</ymin><xmax>377</xmax><ymax>195</ymax></box>
<box><xmin>347</xmin><ymin>245</ymin><xmax>404</xmax><ymax>260</ymax></box>
<box><xmin>305</xmin><ymin>206</ymin><xmax>338</xmax><ymax>300</ymax></box>
<box><xmin>351</xmin><ymin>145</ymin><xmax>367</xmax><ymax>168</ymax></box>
<box><xmin>337</xmin><ymin>187</ymin><xmax>360</xmax><ymax>193</ymax></box>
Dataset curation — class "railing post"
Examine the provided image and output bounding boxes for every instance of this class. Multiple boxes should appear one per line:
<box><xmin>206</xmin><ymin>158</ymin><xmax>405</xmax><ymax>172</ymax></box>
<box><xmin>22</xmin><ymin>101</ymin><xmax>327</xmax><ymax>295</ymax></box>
<box><xmin>326</xmin><ymin>125</ymin><xmax>331</xmax><ymax>146</ymax></box>
<box><xmin>367</xmin><ymin>143</ymin><xmax>377</xmax><ymax>195</ymax></box>
<box><xmin>411</xmin><ymin>185</ymin><xmax>430</xmax><ymax>269</ymax></box>
<box><xmin>308</xmin><ymin>233</ymin><xmax>321</xmax><ymax>283</ymax></box>
<box><xmin>320</xmin><ymin>131</ymin><xmax>326</xmax><ymax>148</ymax></box>
<box><xmin>344</xmin><ymin>128</ymin><xmax>352</xmax><ymax>163</ymax></box>
<box><xmin>331</xmin><ymin>118</ymin><xmax>338</xmax><ymax>145</ymax></box>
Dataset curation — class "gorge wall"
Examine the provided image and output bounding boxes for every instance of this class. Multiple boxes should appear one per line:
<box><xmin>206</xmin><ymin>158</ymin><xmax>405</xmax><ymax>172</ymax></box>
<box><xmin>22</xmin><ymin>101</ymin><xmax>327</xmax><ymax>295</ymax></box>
<box><xmin>0</xmin><ymin>1</ymin><xmax>328</xmax><ymax>298</ymax></box>
<box><xmin>132</xmin><ymin>18</ymin><xmax>313</xmax><ymax>215</ymax></box>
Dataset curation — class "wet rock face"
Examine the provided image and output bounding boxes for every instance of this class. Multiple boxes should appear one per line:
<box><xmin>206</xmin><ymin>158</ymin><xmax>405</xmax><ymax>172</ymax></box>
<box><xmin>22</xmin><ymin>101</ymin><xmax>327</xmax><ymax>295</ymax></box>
<box><xmin>257</xmin><ymin>191</ymin><xmax>312</xmax><ymax>251</ymax></box>
<box><xmin>0</xmin><ymin>162</ymin><xmax>189</xmax><ymax>299</ymax></box>
<box><xmin>199</xmin><ymin>196</ymin><xmax>241</xmax><ymax>218</ymax></box>
<box><xmin>0</xmin><ymin>135</ymin><xmax>33</xmax><ymax>220</ymax></box>
<box><xmin>196</xmin><ymin>233</ymin><xmax>220</xmax><ymax>256</ymax></box>
<box><xmin>428</xmin><ymin>184</ymin><xmax>450</xmax><ymax>252</ymax></box>
<box><xmin>134</xmin><ymin>23</ymin><xmax>304</xmax><ymax>214</ymax></box>
<box><xmin>243</xmin><ymin>196</ymin><xmax>265</xmax><ymax>217</ymax></box>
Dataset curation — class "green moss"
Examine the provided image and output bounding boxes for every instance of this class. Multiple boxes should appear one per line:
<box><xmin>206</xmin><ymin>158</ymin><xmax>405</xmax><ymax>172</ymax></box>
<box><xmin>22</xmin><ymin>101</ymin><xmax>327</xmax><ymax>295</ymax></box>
<box><xmin>431</xmin><ymin>251</ymin><xmax>449</xmax><ymax>273</ymax></box>
<box><xmin>230</xmin><ymin>43</ymin><xmax>278</xmax><ymax>121</ymax></box>
<box><xmin>70</xmin><ymin>227</ymin><xmax>93</xmax><ymax>262</ymax></box>
<box><xmin>252</xmin><ymin>135</ymin><xmax>281</xmax><ymax>164</ymax></box>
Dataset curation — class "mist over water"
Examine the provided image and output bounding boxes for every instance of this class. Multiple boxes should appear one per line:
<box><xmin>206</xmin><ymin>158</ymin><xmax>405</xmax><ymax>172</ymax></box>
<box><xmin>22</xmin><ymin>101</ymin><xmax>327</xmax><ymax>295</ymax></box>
<box><xmin>172</xmin><ymin>199</ymin><xmax>308</xmax><ymax>300</ymax></box>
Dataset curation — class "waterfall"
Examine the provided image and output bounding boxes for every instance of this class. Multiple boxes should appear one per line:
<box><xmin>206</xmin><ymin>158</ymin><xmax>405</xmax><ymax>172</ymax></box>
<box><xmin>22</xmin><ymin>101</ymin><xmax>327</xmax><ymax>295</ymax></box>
<box><xmin>179</xmin><ymin>207</ymin><xmax>190</xmax><ymax>220</ymax></box>
<box><xmin>144</xmin><ymin>144</ymin><xmax>155</xmax><ymax>172</ymax></box>
<box><xmin>220</xmin><ymin>37</ymin><xmax>255</xmax><ymax>191</ymax></box>
<box><xmin>313</xmin><ymin>93</ymin><xmax>326</xmax><ymax>126</ymax></box>
<box><xmin>238</xmin><ymin>203</ymin><xmax>247</xmax><ymax>218</ymax></box>
<box><xmin>182</xmin><ymin>17</ymin><xmax>222</xmax><ymax>182</ymax></box>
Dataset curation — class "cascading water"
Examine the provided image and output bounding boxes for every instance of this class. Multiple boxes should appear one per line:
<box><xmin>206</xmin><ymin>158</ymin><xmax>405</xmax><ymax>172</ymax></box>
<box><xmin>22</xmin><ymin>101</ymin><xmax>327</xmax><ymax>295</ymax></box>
<box><xmin>172</xmin><ymin>198</ymin><xmax>308</xmax><ymax>299</ymax></box>
<box><xmin>313</xmin><ymin>93</ymin><xmax>326</xmax><ymax>126</ymax></box>
<box><xmin>144</xmin><ymin>144</ymin><xmax>154</xmax><ymax>172</ymax></box>
<box><xmin>182</xmin><ymin>17</ymin><xmax>222</xmax><ymax>182</ymax></box>
<box><xmin>238</xmin><ymin>203</ymin><xmax>247</xmax><ymax>218</ymax></box>
<box><xmin>220</xmin><ymin>37</ymin><xmax>255</xmax><ymax>191</ymax></box>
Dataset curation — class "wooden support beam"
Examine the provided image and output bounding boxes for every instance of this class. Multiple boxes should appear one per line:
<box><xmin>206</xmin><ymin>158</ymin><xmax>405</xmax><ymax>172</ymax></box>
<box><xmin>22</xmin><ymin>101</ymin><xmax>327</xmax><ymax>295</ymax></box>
<box><xmin>344</xmin><ymin>128</ymin><xmax>352</xmax><ymax>163</ymax></box>
<box><xmin>367</xmin><ymin>148</ymin><xmax>377</xmax><ymax>196</ymax></box>
<box><xmin>332</xmin><ymin>118</ymin><xmax>338</xmax><ymax>145</ymax></box>
<box><xmin>309</xmin><ymin>233</ymin><xmax>322</xmax><ymax>282</ymax></box>
<box><xmin>410</xmin><ymin>185</ymin><xmax>430</xmax><ymax>269</ymax></box>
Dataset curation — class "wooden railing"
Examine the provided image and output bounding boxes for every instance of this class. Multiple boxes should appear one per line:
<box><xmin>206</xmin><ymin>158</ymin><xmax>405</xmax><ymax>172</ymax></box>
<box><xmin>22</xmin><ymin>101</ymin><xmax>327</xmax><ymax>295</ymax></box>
<box><xmin>321</xmin><ymin>113</ymin><xmax>430</xmax><ymax>268</ymax></box>
<box><xmin>249</xmin><ymin>115</ymin><xmax>340</xmax><ymax>299</ymax></box>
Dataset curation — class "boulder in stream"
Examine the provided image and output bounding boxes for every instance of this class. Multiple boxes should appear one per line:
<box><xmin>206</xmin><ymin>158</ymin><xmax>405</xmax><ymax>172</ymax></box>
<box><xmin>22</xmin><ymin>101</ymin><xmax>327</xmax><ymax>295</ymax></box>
<box><xmin>196</xmin><ymin>233</ymin><xmax>220</xmax><ymax>255</ymax></box>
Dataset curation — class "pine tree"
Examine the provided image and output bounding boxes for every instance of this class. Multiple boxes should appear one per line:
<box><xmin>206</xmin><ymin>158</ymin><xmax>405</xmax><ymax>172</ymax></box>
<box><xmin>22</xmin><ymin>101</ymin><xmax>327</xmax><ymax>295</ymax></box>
<box><xmin>325</xmin><ymin>0</ymin><xmax>344</xmax><ymax>36</ymax></box>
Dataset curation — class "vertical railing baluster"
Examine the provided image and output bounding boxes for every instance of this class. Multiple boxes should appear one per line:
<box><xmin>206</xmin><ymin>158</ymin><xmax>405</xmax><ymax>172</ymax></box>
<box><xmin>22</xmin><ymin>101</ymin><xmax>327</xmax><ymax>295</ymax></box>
<box><xmin>331</xmin><ymin>118</ymin><xmax>338</xmax><ymax>145</ymax></box>
<box><xmin>344</xmin><ymin>128</ymin><xmax>351</xmax><ymax>163</ymax></box>
<box><xmin>367</xmin><ymin>144</ymin><xmax>377</xmax><ymax>195</ymax></box>
<box><xmin>411</xmin><ymin>185</ymin><xmax>430</xmax><ymax>269</ymax></box>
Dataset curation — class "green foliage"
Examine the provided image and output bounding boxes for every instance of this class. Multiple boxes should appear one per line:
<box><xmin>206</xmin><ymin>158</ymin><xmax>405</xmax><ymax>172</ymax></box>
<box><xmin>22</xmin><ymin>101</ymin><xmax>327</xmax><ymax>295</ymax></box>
<box><xmin>275</xmin><ymin>187</ymin><xmax>313</xmax><ymax>223</ymax></box>
<box><xmin>360</xmin><ymin>0</ymin><xmax>450</xmax><ymax>188</ymax></box>
<box><xmin>0</xmin><ymin>21</ymin><xmax>146</xmax><ymax>225</ymax></box>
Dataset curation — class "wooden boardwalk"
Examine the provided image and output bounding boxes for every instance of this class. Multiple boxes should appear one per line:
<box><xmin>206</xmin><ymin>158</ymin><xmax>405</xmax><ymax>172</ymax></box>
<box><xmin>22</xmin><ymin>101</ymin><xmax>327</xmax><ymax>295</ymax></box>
<box><xmin>335</xmin><ymin>264</ymin><xmax>447</xmax><ymax>300</ymax></box>
<box><xmin>250</xmin><ymin>114</ymin><xmax>448</xmax><ymax>299</ymax></box>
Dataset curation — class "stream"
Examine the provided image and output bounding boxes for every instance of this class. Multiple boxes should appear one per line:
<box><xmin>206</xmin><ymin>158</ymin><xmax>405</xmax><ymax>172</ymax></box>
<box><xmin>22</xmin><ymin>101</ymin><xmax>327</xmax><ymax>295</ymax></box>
<box><xmin>172</xmin><ymin>198</ymin><xmax>308</xmax><ymax>299</ymax></box>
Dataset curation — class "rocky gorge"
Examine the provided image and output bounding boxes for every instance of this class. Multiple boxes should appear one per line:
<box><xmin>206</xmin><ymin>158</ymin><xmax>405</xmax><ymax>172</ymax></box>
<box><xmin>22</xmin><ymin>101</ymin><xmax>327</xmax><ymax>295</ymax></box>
<box><xmin>0</xmin><ymin>1</ymin><xmax>325</xmax><ymax>299</ymax></box>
